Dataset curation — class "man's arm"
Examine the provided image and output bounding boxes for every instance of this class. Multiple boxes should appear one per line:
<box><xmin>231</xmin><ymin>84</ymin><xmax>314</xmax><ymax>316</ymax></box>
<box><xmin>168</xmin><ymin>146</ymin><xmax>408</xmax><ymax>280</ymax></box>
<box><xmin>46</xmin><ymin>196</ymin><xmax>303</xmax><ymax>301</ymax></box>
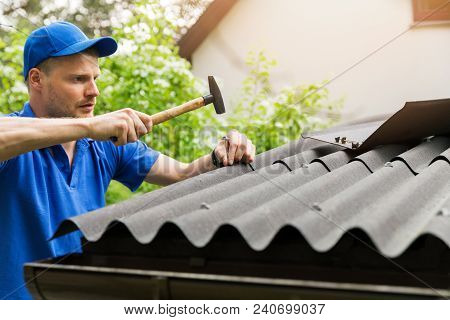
<box><xmin>0</xmin><ymin>117</ymin><xmax>89</xmax><ymax>161</ymax></box>
<box><xmin>0</xmin><ymin>108</ymin><xmax>152</xmax><ymax>162</ymax></box>
<box><xmin>145</xmin><ymin>130</ymin><xmax>255</xmax><ymax>186</ymax></box>
<box><xmin>144</xmin><ymin>153</ymin><xmax>214</xmax><ymax>186</ymax></box>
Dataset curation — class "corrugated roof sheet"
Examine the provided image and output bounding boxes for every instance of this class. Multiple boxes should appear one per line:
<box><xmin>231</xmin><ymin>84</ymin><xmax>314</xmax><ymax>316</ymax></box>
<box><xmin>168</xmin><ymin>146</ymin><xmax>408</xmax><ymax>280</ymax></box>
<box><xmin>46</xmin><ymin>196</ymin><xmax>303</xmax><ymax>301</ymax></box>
<box><xmin>55</xmin><ymin>123</ymin><xmax>450</xmax><ymax>259</ymax></box>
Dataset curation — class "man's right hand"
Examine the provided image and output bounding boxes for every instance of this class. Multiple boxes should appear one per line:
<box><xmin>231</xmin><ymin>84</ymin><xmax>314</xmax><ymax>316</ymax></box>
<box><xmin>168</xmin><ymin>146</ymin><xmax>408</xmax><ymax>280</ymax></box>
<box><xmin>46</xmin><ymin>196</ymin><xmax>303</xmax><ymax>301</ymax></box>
<box><xmin>85</xmin><ymin>108</ymin><xmax>153</xmax><ymax>146</ymax></box>
<box><xmin>0</xmin><ymin>109</ymin><xmax>152</xmax><ymax>162</ymax></box>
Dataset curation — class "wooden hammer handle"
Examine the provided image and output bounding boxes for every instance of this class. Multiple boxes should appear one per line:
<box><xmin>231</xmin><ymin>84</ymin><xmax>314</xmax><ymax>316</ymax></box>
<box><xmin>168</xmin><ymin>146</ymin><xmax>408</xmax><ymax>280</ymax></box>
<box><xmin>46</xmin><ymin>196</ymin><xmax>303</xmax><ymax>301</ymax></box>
<box><xmin>110</xmin><ymin>97</ymin><xmax>207</xmax><ymax>142</ymax></box>
<box><xmin>150</xmin><ymin>97</ymin><xmax>205</xmax><ymax>125</ymax></box>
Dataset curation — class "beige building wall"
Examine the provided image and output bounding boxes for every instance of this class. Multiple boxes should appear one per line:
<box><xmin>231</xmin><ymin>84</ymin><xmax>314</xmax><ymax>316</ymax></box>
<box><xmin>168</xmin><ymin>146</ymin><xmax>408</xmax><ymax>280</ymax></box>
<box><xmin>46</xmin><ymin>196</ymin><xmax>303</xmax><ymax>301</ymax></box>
<box><xmin>191</xmin><ymin>0</ymin><xmax>450</xmax><ymax>122</ymax></box>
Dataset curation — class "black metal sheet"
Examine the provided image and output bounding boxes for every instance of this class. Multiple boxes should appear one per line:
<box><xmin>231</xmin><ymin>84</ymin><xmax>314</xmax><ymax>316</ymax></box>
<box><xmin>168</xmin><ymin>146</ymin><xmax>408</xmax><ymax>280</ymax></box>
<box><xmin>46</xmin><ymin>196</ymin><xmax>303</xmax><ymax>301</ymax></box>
<box><xmin>304</xmin><ymin>98</ymin><xmax>450</xmax><ymax>151</ymax></box>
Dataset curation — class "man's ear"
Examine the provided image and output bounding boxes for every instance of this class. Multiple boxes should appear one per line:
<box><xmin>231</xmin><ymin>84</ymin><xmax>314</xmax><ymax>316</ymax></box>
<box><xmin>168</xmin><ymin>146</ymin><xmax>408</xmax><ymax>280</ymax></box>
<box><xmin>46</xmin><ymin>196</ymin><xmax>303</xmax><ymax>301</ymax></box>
<box><xmin>28</xmin><ymin>68</ymin><xmax>45</xmax><ymax>91</ymax></box>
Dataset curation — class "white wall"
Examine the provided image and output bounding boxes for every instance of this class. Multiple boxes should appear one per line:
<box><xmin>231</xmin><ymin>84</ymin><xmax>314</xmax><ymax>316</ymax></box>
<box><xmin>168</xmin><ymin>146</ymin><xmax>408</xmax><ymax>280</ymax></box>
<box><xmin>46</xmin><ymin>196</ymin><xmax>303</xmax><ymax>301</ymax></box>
<box><xmin>191</xmin><ymin>0</ymin><xmax>450</xmax><ymax>122</ymax></box>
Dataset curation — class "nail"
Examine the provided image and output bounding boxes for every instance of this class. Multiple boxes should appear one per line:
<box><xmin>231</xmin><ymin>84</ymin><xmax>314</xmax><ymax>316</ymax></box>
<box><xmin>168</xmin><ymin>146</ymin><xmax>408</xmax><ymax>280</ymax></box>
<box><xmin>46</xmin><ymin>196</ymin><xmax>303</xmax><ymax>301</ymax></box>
<box><xmin>200</xmin><ymin>202</ymin><xmax>210</xmax><ymax>210</ymax></box>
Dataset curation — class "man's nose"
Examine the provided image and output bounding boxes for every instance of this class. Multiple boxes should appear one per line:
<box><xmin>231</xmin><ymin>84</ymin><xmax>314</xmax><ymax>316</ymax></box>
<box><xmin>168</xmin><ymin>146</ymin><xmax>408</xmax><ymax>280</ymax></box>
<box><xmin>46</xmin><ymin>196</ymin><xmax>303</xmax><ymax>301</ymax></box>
<box><xmin>86</xmin><ymin>79</ymin><xmax>99</xmax><ymax>97</ymax></box>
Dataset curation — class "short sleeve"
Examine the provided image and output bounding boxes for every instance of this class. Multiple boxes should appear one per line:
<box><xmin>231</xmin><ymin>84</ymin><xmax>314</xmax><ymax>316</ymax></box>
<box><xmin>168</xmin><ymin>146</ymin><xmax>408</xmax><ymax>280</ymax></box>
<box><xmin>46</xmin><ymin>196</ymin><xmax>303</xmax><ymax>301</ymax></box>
<box><xmin>113</xmin><ymin>141</ymin><xmax>160</xmax><ymax>191</ymax></box>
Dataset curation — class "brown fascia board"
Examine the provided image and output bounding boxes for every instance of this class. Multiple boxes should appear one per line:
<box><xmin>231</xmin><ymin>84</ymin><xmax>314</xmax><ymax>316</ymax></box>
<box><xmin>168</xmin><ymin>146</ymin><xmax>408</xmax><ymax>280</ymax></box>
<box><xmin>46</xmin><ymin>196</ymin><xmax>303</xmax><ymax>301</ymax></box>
<box><xmin>177</xmin><ymin>0</ymin><xmax>238</xmax><ymax>61</ymax></box>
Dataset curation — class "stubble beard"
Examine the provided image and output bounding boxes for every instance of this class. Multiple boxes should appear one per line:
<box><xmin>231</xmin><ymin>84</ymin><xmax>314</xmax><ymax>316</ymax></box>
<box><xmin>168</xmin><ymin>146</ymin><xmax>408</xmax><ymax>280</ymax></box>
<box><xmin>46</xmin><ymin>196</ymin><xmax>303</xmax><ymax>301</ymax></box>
<box><xmin>45</xmin><ymin>83</ymin><xmax>93</xmax><ymax>119</ymax></box>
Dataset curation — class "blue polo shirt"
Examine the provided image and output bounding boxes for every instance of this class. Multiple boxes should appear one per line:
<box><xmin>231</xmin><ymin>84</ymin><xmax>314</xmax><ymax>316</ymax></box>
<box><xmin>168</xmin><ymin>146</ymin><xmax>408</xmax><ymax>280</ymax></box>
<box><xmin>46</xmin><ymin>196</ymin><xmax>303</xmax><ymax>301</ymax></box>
<box><xmin>0</xmin><ymin>102</ymin><xmax>160</xmax><ymax>299</ymax></box>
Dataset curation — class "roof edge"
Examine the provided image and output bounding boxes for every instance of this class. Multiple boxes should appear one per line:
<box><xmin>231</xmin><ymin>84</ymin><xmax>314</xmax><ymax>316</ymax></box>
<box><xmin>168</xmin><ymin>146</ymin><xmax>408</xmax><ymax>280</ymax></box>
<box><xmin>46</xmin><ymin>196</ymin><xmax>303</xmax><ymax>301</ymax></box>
<box><xmin>177</xmin><ymin>0</ymin><xmax>237</xmax><ymax>61</ymax></box>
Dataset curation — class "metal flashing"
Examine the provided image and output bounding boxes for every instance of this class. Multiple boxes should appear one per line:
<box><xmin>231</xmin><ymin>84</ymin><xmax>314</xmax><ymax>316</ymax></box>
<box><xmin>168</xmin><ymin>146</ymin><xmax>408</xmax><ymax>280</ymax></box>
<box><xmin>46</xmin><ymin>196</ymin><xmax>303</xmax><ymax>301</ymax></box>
<box><xmin>304</xmin><ymin>98</ymin><xmax>450</xmax><ymax>151</ymax></box>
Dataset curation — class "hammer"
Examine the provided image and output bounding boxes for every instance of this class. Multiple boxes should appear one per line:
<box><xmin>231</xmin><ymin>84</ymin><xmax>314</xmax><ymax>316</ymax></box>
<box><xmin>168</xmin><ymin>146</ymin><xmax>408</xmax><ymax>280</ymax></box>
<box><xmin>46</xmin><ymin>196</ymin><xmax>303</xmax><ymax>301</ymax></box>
<box><xmin>111</xmin><ymin>76</ymin><xmax>225</xmax><ymax>141</ymax></box>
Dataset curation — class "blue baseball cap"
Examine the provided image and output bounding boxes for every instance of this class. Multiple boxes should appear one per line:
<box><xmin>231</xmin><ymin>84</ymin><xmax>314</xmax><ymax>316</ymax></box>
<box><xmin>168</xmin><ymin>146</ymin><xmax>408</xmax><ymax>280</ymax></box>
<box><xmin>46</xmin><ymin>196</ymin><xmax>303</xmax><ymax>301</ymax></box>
<box><xmin>23</xmin><ymin>21</ymin><xmax>118</xmax><ymax>79</ymax></box>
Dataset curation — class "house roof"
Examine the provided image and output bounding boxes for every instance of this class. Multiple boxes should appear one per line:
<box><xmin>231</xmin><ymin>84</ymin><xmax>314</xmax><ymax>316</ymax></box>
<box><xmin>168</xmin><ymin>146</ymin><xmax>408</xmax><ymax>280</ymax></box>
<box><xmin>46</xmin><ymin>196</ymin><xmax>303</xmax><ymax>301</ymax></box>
<box><xmin>26</xmin><ymin>120</ymin><xmax>450</xmax><ymax>299</ymax></box>
<box><xmin>55</xmin><ymin>123</ymin><xmax>450</xmax><ymax>258</ymax></box>
<box><xmin>177</xmin><ymin>0</ymin><xmax>237</xmax><ymax>60</ymax></box>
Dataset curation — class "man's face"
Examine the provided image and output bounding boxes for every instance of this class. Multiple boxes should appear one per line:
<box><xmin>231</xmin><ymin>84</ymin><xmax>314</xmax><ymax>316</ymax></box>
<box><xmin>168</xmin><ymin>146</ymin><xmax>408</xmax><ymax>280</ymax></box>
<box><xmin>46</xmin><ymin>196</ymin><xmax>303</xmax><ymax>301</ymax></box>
<box><xmin>40</xmin><ymin>53</ymin><xmax>100</xmax><ymax>118</ymax></box>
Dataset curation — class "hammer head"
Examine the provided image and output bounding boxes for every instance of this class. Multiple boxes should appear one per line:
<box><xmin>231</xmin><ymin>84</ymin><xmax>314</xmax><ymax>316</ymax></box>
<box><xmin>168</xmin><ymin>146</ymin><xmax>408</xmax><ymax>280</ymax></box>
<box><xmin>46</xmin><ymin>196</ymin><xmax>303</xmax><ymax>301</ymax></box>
<box><xmin>207</xmin><ymin>76</ymin><xmax>226</xmax><ymax>114</ymax></box>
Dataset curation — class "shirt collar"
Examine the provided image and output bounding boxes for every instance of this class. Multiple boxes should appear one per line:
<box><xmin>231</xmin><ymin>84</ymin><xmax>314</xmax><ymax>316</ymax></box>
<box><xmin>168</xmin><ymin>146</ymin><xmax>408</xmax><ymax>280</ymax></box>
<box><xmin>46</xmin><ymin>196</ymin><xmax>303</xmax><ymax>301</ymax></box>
<box><xmin>19</xmin><ymin>102</ymin><xmax>36</xmax><ymax>118</ymax></box>
<box><xmin>20</xmin><ymin>102</ymin><xmax>94</xmax><ymax>146</ymax></box>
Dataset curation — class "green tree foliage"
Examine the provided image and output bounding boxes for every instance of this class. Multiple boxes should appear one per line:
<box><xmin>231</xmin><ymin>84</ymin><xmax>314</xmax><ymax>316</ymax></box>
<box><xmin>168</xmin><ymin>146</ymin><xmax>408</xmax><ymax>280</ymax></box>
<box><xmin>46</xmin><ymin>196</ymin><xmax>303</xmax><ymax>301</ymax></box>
<box><xmin>229</xmin><ymin>51</ymin><xmax>342</xmax><ymax>153</ymax></box>
<box><xmin>0</xmin><ymin>0</ymin><xmax>212</xmax><ymax>39</ymax></box>
<box><xmin>0</xmin><ymin>0</ymin><xmax>134</xmax><ymax>38</ymax></box>
<box><xmin>0</xmin><ymin>27</ymin><xmax>28</xmax><ymax>114</ymax></box>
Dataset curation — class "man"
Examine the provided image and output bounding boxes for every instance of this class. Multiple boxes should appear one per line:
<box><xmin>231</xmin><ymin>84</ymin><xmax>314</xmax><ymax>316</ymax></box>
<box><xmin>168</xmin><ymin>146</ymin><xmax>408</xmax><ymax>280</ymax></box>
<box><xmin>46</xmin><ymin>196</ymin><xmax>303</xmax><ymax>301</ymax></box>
<box><xmin>0</xmin><ymin>21</ymin><xmax>255</xmax><ymax>299</ymax></box>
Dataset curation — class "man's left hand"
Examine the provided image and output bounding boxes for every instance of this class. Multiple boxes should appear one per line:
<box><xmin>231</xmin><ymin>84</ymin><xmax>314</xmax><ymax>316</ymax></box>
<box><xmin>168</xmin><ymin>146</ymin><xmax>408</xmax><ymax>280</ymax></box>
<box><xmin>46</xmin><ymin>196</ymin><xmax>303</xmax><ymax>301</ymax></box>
<box><xmin>214</xmin><ymin>130</ymin><xmax>255</xmax><ymax>166</ymax></box>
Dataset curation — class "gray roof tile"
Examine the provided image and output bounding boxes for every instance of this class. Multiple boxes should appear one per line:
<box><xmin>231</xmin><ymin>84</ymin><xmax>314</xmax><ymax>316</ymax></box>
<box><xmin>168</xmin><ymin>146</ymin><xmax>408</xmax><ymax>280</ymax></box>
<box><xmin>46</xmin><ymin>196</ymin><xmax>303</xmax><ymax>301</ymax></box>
<box><xmin>293</xmin><ymin>158</ymin><xmax>449</xmax><ymax>257</ymax></box>
<box><xmin>432</xmin><ymin>147</ymin><xmax>450</xmax><ymax>165</ymax></box>
<box><xmin>391</xmin><ymin>137</ymin><xmax>450</xmax><ymax>174</ymax></box>
<box><xmin>352</xmin><ymin>144</ymin><xmax>408</xmax><ymax>172</ymax></box>
<box><xmin>53</xmin><ymin>137</ymin><xmax>328</xmax><ymax>239</ymax></box>
<box><xmin>274</xmin><ymin>143</ymin><xmax>343</xmax><ymax>170</ymax></box>
<box><xmin>54</xmin><ymin>125</ymin><xmax>450</xmax><ymax>259</ymax></box>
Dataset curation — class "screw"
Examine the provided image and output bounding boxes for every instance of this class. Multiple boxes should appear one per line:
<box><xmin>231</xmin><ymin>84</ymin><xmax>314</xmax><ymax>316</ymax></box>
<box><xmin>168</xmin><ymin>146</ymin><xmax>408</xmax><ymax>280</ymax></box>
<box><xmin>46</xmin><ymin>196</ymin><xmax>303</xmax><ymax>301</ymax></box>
<box><xmin>200</xmin><ymin>202</ymin><xmax>210</xmax><ymax>210</ymax></box>
<box><xmin>341</xmin><ymin>137</ymin><xmax>347</xmax><ymax>144</ymax></box>
<box><xmin>335</xmin><ymin>136</ymin><xmax>340</xmax><ymax>142</ymax></box>
<box><xmin>437</xmin><ymin>208</ymin><xmax>449</xmax><ymax>216</ymax></box>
